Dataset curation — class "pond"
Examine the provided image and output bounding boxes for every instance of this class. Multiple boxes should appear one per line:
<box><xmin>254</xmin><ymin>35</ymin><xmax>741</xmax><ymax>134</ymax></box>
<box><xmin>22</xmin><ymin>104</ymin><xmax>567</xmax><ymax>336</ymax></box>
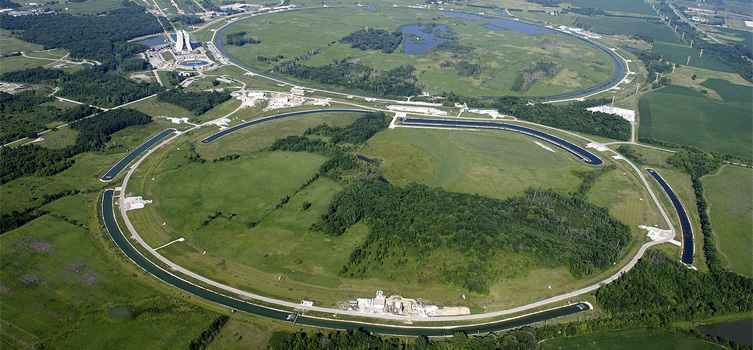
<box><xmin>697</xmin><ymin>318</ymin><xmax>753</xmax><ymax>346</ymax></box>
<box><xmin>401</xmin><ymin>24</ymin><xmax>452</xmax><ymax>54</ymax></box>
<box><xmin>440</xmin><ymin>10</ymin><xmax>553</xmax><ymax>35</ymax></box>
<box><xmin>137</xmin><ymin>35</ymin><xmax>167</xmax><ymax>47</ymax></box>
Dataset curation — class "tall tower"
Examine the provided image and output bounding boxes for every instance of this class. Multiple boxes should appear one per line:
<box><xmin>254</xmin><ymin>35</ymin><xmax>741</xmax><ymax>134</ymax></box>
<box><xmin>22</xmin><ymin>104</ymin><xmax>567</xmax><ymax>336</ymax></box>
<box><xmin>175</xmin><ymin>31</ymin><xmax>184</xmax><ymax>52</ymax></box>
<box><xmin>182</xmin><ymin>30</ymin><xmax>192</xmax><ymax>51</ymax></box>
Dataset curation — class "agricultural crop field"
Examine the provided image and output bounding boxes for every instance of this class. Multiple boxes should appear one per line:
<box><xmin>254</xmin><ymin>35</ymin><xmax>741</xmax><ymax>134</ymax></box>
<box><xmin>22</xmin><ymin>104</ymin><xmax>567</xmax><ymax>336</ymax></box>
<box><xmin>638</xmin><ymin>82</ymin><xmax>753</xmax><ymax>159</ymax></box>
<box><xmin>222</xmin><ymin>7</ymin><xmax>614</xmax><ymax>98</ymax></box>
<box><xmin>703</xmin><ymin>166</ymin><xmax>753</xmax><ymax>277</ymax></box>
<box><xmin>652</xmin><ymin>43</ymin><xmax>735</xmax><ymax>73</ymax></box>
<box><xmin>539</xmin><ymin>328</ymin><xmax>727</xmax><ymax>350</ymax></box>
<box><xmin>565</xmin><ymin>0</ymin><xmax>657</xmax><ymax>16</ymax></box>
<box><xmin>573</xmin><ymin>17</ymin><xmax>682</xmax><ymax>44</ymax></box>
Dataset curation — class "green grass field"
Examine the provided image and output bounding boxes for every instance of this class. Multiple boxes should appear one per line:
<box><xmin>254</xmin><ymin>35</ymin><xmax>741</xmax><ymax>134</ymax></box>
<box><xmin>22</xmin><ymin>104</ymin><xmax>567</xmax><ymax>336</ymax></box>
<box><xmin>0</xmin><ymin>214</ymin><xmax>218</xmax><ymax>349</ymax></box>
<box><xmin>652</xmin><ymin>42</ymin><xmax>735</xmax><ymax>73</ymax></box>
<box><xmin>222</xmin><ymin>7</ymin><xmax>612</xmax><ymax>98</ymax></box>
<box><xmin>540</xmin><ymin>328</ymin><xmax>726</xmax><ymax>350</ymax></box>
<box><xmin>638</xmin><ymin>84</ymin><xmax>752</xmax><ymax>159</ymax></box>
<box><xmin>703</xmin><ymin>166</ymin><xmax>753</xmax><ymax>277</ymax></box>
<box><xmin>573</xmin><ymin>17</ymin><xmax>681</xmax><ymax>44</ymax></box>
<box><xmin>360</xmin><ymin>127</ymin><xmax>590</xmax><ymax>199</ymax></box>
<box><xmin>566</xmin><ymin>0</ymin><xmax>657</xmax><ymax>16</ymax></box>
<box><xmin>0</xmin><ymin>29</ymin><xmax>43</xmax><ymax>55</ymax></box>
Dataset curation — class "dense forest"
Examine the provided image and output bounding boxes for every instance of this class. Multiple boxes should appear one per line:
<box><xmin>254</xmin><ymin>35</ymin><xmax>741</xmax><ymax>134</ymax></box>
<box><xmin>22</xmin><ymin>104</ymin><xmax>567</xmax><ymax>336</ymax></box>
<box><xmin>340</xmin><ymin>28</ymin><xmax>404</xmax><ymax>53</ymax></box>
<box><xmin>225</xmin><ymin>31</ymin><xmax>261</xmax><ymax>46</ymax></box>
<box><xmin>0</xmin><ymin>2</ymin><xmax>161</xmax><ymax>71</ymax></box>
<box><xmin>1</xmin><ymin>67</ymin><xmax>160</xmax><ymax>108</ymax></box>
<box><xmin>596</xmin><ymin>250</ymin><xmax>752</xmax><ymax>321</ymax></box>
<box><xmin>616</xmin><ymin>145</ymin><xmax>647</xmax><ymax>164</ymax></box>
<box><xmin>268</xmin><ymin>327</ymin><xmax>539</xmax><ymax>350</ymax></box>
<box><xmin>491</xmin><ymin>97</ymin><xmax>631</xmax><ymax>141</ymax></box>
<box><xmin>313</xmin><ymin>182</ymin><xmax>630</xmax><ymax>293</ymax></box>
<box><xmin>278</xmin><ymin>60</ymin><xmax>422</xmax><ymax>97</ymax></box>
<box><xmin>156</xmin><ymin>89</ymin><xmax>231</xmax><ymax>115</ymax></box>
<box><xmin>0</xmin><ymin>108</ymin><xmax>152</xmax><ymax>183</ymax></box>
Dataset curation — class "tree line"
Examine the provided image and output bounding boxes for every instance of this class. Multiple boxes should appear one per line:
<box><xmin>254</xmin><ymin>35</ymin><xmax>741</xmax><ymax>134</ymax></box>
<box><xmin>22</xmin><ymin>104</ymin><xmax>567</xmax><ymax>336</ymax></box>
<box><xmin>511</xmin><ymin>61</ymin><xmax>557</xmax><ymax>92</ymax></box>
<box><xmin>1</xmin><ymin>67</ymin><xmax>160</xmax><ymax>108</ymax></box>
<box><xmin>0</xmin><ymin>108</ymin><xmax>152</xmax><ymax>183</ymax></box>
<box><xmin>340</xmin><ymin>28</ymin><xmax>404</xmax><ymax>53</ymax></box>
<box><xmin>278</xmin><ymin>60</ymin><xmax>422</xmax><ymax>97</ymax></box>
<box><xmin>303</xmin><ymin>111</ymin><xmax>388</xmax><ymax>144</ymax></box>
<box><xmin>156</xmin><ymin>89</ymin><xmax>231</xmax><ymax>115</ymax></box>
<box><xmin>225</xmin><ymin>31</ymin><xmax>261</xmax><ymax>46</ymax></box>
<box><xmin>312</xmin><ymin>181</ymin><xmax>631</xmax><ymax>293</ymax></box>
<box><xmin>0</xmin><ymin>2</ymin><xmax>161</xmax><ymax>71</ymax></box>
<box><xmin>490</xmin><ymin>97</ymin><xmax>631</xmax><ymax>141</ymax></box>
<box><xmin>268</xmin><ymin>327</ymin><xmax>539</xmax><ymax>350</ymax></box>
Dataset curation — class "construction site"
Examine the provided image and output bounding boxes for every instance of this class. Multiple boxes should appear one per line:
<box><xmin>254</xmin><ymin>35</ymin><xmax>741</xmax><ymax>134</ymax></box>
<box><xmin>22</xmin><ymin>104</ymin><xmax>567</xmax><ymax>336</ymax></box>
<box><xmin>348</xmin><ymin>291</ymin><xmax>471</xmax><ymax>317</ymax></box>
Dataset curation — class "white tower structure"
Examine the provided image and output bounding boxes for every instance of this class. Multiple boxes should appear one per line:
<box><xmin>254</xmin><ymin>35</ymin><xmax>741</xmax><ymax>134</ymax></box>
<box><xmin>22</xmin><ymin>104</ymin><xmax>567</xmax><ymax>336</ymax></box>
<box><xmin>182</xmin><ymin>30</ymin><xmax>192</xmax><ymax>51</ymax></box>
<box><xmin>175</xmin><ymin>31</ymin><xmax>185</xmax><ymax>52</ymax></box>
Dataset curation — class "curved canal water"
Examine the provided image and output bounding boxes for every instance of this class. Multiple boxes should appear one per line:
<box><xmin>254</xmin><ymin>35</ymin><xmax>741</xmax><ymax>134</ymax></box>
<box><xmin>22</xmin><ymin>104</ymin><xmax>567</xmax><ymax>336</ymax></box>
<box><xmin>103</xmin><ymin>189</ymin><xmax>590</xmax><ymax>335</ymax></box>
<box><xmin>400</xmin><ymin>118</ymin><xmax>603</xmax><ymax>165</ymax></box>
<box><xmin>214</xmin><ymin>8</ymin><xmax>627</xmax><ymax>102</ymax></box>
<box><xmin>101</xmin><ymin>129</ymin><xmax>176</xmax><ymax>182</ymax></box>
<box><xmin>647</xmin><ymin>168</ymin><xmax>694</xmax><ymax>264</ymax></box>
<box><xmin>201</xmin><ymin>109</ymin><xmax>369</xmax><ymax>144</ymax></box>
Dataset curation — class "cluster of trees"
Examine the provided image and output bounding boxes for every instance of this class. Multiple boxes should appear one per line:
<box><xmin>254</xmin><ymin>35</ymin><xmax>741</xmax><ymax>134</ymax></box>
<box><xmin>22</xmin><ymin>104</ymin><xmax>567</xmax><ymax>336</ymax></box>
<box><xmin>225</xmin><ymin>31</ymin><xmax>261</xmax><ymax>46</ymax></box>
<box><xmin>571</xmin><ymin>164</ymin><xmax>616</xmax><ymax>199</ymax></box>
<box><xmin>440</xmin><ymin>59</ymin><xmax>483</xmax><ymax>77</ymax></box>
<box><xmin>524</xmin><ymin>0</ymin><xmax>562</xmax><ymax>6</ymax></box>
<box><xmin>511</xmin><ymin>61</ymin><xmax>557</xmax><ymax>92</ymax></box>
<box><xmin>278</xmin><ymin>60</ymin><xmax>422</xmax><ymax>97</ymax></box>
<box><xmin>156</xmin><ymin>89</ymin><xmax>231</xmax><ymax>115</ymax></box>
<box><xmin>1</xmin><ymin>67</ymin><xmax>160</xmax><ymax>108</ymax></box>
<box><xmin>0</xmin><ymin>189</ymin><xmax>78</xmax><ymax>234</ymax></box>
<box><xmin>666</xmin><ymin>148</ymin><xmax>722</xmax><ymax>178</ymax></box>
<box><xmin>171</xmin><ymin>15</ymin><xmax>204</xmax><ymax>25</ymax></box>
<box><xmin>340</xmin><ymin>28</ymin><xmax>404</xmax><ymax>53</ymax></box>
<box><xmin>164</xmin><ymin>71</ymin><xmax>192</xmax><ymax>87</ymax></box>
<box><xmin>313</xmin><ymin>181</ymin><xmax>630</xmax><ymax>292</ymax></box>
<box><xmin>303</xmin><ymin>111</ymin><xmax>388</xmax><ymax>144</ymax></box>
<box><xmin>616</xmin><ymin>145</ymin><xmax>647</xmax><ymax>164</ymax></box>
<box><xmin>596</xmin><ymin>250</ymin><xmax>751</xmax><ymax>321</ymax></box>
<box><xmin>491</xmin><ymin>97</ymin><xmax>631</xmax><ymax>141</ymax></box>
<box><xmin>0</xmin><ymin>2</ymin><xmax>161</xmax><ymax>71</ymax></box>
<box><xmin>268</xmin><ymin>327</ymin><xmax>539</xmax><ymax>350</ymax></box>
<box><xmin>269</xmin><ymin>112</ymin><xmax>387</xmax><ymax>179</ymax></box>
<box><xmin>0</xmin><ymin>109</ymin><xmax>152</xmax><ymax>183</ymax></box>
<box><xmin>188</xmin><ymin>315</ymin><xmax>229</xmax><ymax>350</ymax></box>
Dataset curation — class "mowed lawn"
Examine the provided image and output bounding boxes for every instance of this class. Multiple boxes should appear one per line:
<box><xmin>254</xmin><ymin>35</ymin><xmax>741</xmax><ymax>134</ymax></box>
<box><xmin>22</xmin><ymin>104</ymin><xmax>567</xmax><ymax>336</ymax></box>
<box><xmin>359</xmin><ymin>128</ymin><xmax>590</xmax><ymax>200</ymax></box>
<box><xmin>703</xmin><ymin>166</ymin><xmax>753</xmax><ymax>277</ymax></box>
<box><xmin>638</xmin><ymin>83</ymin><xmax>752</xmax><ymax>159</ymax></box>
<box><xmin>540</xmin><ymin>328</ymin><xmax>727</xmax><ymax>350</ymax></box>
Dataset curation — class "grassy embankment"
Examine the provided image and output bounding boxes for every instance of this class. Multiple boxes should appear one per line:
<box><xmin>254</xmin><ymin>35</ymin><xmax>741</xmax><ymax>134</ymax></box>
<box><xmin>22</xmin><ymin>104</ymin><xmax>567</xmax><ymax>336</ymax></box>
<box><xmin>702</xmin><ymin>166</ymin><xmax>753</xmax><ymax>277</ymax></box>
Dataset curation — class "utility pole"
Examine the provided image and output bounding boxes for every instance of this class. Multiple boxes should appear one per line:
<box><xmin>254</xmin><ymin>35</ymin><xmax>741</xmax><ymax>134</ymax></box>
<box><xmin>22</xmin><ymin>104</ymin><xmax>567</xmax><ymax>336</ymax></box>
<box><xmin>687</xmin><ymin>56</ymin><xmax>691</xmax><ymax>65</ymax></box>
<box><xmin>672</xmin><ymin>64</ymin><xmax>676</xmax><ymax>73</ymax></box>
<box><xmin>682</xmin><ymin>32</ymin><xmax>685</xmax><ymax>40</ymax></box>
<box><xmin>635</xmin><ymin>83</ymin><xmax>641</xmax><ymax>94</ymax></box>
<box><xmin>690</xmin><ymin>39</ymin><xmax>694</xmax><ymax>48</ymax></box>
<box><xmin>674</xmin><ymin>24</ymin><xmax>677</xmax><ymax>32</ymax></box>
<box><xmin>655</xmin><ymin>72</ymin><xmax>660</xmax><ymax>83</ymax></box>
<box><xmin>700</xmin><ymin>49</ymin><xmax>704</xmax><ymax>58</ymax></box>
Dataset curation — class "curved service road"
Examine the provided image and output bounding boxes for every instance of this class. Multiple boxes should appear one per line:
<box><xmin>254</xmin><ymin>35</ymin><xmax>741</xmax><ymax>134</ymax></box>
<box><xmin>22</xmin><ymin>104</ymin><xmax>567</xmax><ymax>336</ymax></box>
<box><xmin>101</xmin><ymin>129</ymin><xmax>176</xmax><ymax>182</ymax></box>
<box><xmin>103</xmin><ymin>189</ymin><xmax>590</xmax><ymax>335</ymax></box>
<box><xmin>400</xmin><ymin>118</ymin><xmax>603</xmax><ymax>165</ymax></box>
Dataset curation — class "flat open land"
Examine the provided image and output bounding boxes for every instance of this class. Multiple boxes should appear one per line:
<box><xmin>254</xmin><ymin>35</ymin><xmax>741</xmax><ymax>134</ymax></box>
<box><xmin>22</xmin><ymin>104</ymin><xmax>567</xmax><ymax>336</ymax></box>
<box><xmin>540</xmin><ymin>328</ymin><xmax>726</xmax><ymax>350</ymax></box>
<box><xmin>573</xmin><ymin>17</ymin><xmax>681</xmax><ymax>44</ymax></box>
<box><xmin>223</xmin><ymin>7</ymin><xmax>613</xmax><ymax>98</ymax></box>
<box><xmin>359</xmin><ymin>128</ymin><xmax>589</xmax><ymax>199</ymax></box>
<box><xmin>0</xmin><ymin>214</ymin><xmax>217</xmax><ymax>349</ymax></box>
<box><xmin>638</xmin><ymin>82</ymin><xmax>753</xmax><ymax>159</ymax></box>
<box><xmin>565</xmin><ymin>0</ymin><xmax>656</xmax><ymax>16</ymax></box>
<box><xmin>652</xmin><ymin>43</ymin><xmax>735</xmax><ymax>73</ymax></box>
<box><xmin>703</xmin><ymin>166</ymin><xmax>753</xmax><ymax>277</ymax></box>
